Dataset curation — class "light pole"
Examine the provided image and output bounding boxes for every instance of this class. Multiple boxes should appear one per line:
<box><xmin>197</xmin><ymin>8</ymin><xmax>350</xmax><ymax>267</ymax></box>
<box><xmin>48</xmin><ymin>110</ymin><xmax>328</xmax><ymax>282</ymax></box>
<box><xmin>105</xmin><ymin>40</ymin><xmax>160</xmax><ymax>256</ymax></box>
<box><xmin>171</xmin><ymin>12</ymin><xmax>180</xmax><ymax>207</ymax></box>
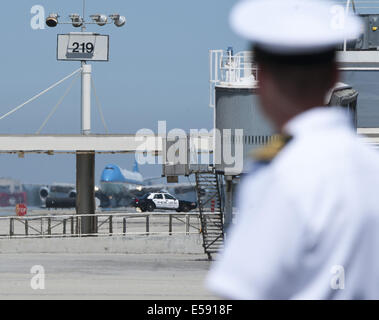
<box><xmin>46</xmin><ymin>1</ymin><xmax>126</xmax><ymax>234</ymax></box>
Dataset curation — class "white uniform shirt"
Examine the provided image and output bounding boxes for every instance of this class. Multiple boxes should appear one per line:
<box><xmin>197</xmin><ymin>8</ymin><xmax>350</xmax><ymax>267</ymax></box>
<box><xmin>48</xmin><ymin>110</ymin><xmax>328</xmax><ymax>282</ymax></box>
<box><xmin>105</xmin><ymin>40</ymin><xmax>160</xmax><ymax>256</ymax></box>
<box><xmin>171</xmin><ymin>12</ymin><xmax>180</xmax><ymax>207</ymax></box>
<box><xmin>207</xmin><ymin>107</ymin><xmax>379</xmax><ymax>299</ymax></box>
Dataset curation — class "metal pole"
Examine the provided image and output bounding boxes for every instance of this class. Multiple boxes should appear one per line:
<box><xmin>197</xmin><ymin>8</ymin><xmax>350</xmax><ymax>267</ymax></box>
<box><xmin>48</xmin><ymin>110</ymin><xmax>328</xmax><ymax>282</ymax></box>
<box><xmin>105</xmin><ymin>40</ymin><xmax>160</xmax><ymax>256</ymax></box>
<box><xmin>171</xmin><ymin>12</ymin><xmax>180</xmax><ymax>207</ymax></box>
<box><xmin>169</xmin><ymin>215</ymin><xmax>172</xmax><ymax>235</ymax></box>
<box><xmin>71</xmin><ymin>216</ymin><xmax>74</xmax><ymax>235</ymax></box>
<box><xmin>76</xmin><ymin>22</ymin><xmax>95</xmax><ymax>233</ymax></box>
<box><xmin>9</xmin><ymin>218</ymin><xmax>14</xmax><ymax>237</ymax></box>
<box><xmin>81</xmin><ymin>63</ymin><xmax>91</xmax><ymax>135</ymax></box>
<box><xmin>109</xmin><ymin>215</ymin><xmax>113</xmax><ymax>235</ymax></box>
<box><xmin>47</xmin><ymin>217</ymin><xmax>51</xmax><ymax>236</ymax></box>
<box><xmin>25</xmin><ymin>219</ymin><xmax>29</xmax><ymax>236</ymax></box>
<box><xmin>224</xmin><ymin>176</ymin><xmax>233</xmax><ymax>232</ymax></box>
<box><xmin>83</xmin><ymin>0</ymin><xmax>86</xmax><ymax>22</ymax></box>
<box><xmin>146</xmin><ymin>215</ymin><xmax>150</xmax><ymax>235</ymax></box>
<box><xmin>186</xmin><ymin>215</ymin><xmax>190</xmax><ymax>235</ymax></box>
<box><xmin>76</xmin><ymin>216</ymin><xmax>80</xmax><ymax>235</ymax></box>
<box><xmin>123</xmin><ymin>217</ymin><xmax>127</xmax><ymax>235</ymax></box>
<box><xmin>344</xmin><ymin>0</ymin><xmax>351</xmax><ymax>51</ymax></box>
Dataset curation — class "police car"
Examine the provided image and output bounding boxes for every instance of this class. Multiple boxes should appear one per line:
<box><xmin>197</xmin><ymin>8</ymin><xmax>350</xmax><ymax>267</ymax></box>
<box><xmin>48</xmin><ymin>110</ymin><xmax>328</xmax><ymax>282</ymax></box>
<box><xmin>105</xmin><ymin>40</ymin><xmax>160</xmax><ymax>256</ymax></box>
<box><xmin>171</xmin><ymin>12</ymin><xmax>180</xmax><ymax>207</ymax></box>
<box><xmin>134</xmin><ymin>192</ymin><xmax>197</xmax><ymax>212</ymax></box>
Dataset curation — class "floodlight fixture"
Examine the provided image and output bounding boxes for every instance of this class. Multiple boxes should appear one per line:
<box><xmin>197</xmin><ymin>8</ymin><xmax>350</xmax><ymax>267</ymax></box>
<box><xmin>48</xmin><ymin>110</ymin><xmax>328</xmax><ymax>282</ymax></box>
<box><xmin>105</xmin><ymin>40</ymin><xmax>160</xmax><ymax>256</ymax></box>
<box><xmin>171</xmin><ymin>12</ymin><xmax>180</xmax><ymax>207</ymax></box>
<box><xmin>109</xmin><ymin>14</ymin><xmax>126</xmax><ymax>27</ymax></box>
<box><xmin>46</xmin><ymin>13</ymin><xmax>59</xmax><ymax>27</ymax></box>
<box><xmin>90</xmin><ymin>14</ymin><xmax>108</xmax><ymax>26</ymax></box>
<box><xmin>69</xmin><ymin>13</ymin><xmax>84</xmax><ymax>28</ymax></box>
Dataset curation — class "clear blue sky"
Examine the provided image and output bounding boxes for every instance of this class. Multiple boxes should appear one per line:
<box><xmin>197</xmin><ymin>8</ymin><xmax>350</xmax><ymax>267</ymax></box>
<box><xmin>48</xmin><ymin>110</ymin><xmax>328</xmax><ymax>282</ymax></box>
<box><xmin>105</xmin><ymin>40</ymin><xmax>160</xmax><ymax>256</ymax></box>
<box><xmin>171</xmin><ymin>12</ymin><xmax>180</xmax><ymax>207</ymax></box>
<box><xmin>0</xmin><ymin>0</ymin><xmax>246</xmax><ymax>184</ymax></box>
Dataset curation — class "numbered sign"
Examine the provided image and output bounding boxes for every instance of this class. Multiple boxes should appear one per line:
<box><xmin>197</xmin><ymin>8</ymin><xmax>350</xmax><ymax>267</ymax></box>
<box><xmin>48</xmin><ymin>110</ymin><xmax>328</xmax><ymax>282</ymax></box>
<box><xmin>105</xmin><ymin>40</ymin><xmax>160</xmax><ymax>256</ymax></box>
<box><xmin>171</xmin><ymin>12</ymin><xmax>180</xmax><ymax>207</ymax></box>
<box><xmin>57</xmin><ymin>33</ymin><xmax>109</xmax><ymax>61</ymax></box>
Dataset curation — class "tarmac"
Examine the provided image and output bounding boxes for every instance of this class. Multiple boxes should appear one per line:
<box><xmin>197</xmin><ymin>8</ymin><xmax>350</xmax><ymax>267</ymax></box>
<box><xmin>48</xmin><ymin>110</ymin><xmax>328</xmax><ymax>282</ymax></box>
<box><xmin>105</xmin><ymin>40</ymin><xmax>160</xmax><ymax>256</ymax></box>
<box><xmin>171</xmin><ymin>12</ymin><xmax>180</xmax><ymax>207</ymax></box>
<box><xmin>0</xmin><ymin>208</ymin><xmax>219</xmax><ymax>300</ymax></box>
<box><xmin>0</xmin><ymin>253</ymin><xmax>217</xmax><ymax>300</ymax></box>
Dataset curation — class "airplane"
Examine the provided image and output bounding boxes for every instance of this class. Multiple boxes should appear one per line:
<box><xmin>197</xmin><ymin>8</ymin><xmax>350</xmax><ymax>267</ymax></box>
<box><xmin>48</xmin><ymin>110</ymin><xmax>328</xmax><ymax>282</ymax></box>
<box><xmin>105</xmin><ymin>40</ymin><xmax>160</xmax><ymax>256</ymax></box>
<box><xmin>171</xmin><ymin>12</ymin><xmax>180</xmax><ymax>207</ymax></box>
<box><xmin>39</xmin><ymin>183</ymin><xmax>77</xmax><ymax>208</ymax></box>
<box><xmin>35</xmin><ymin>161</ymin><xmax>196</xmax><ymax>209</ymax></box>
<box><xmin>38</xmin><ymin>182</ymin><xmax>104</xmax><ymax>209</ymax></box>
<box><xmin>99</xmin><ymin>161</ymin><xmax>196</xmax><ymax>208</ymax></box>
<box><xmin>37</xmin><ymin>162</ymin><xmax>145</xmax><ymax>208</ymax></box>
<box><xmin>101</xmin><ymin>161</ymin><xmax>145</xmax><ymax>192</ymax></box>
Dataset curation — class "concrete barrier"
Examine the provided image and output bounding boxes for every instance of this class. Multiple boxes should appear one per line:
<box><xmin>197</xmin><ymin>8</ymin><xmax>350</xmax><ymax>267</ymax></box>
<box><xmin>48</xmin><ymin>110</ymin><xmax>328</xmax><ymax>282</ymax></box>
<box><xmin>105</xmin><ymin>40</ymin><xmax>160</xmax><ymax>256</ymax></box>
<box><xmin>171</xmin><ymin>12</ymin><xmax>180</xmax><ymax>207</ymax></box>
<box><xmin>0</xmin><ymin>234</ymin><xmax>205</xmax><ymax>254</ymax></box>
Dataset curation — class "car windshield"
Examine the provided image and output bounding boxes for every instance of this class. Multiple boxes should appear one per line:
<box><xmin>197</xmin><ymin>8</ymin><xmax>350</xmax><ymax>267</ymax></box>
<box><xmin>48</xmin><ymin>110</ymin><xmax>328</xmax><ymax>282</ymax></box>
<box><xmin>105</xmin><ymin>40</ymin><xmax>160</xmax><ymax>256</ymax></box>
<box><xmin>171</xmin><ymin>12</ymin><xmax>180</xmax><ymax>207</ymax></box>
<box><xmin>140</xmin><ymin>193</ymin><xmax>150</xmax><ymax>199</ymax></box>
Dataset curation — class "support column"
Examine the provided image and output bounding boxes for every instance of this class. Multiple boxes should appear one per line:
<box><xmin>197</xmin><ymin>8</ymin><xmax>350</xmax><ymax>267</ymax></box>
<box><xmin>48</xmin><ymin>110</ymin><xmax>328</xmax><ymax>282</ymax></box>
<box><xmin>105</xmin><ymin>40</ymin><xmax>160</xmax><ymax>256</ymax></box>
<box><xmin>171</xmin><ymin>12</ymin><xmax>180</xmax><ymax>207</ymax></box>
<box><xmin>81</xmin><ymin>63</ymin><xmax>91</xmax><ymax>135</ymax></box>
<box><xmin>77</xmin><ymin>59</ymin><xmax>94</xmax><ymax>234</ymax></box>
<box><xmin>224</xmin><ymin>175</ymin><xmax>234</xmax><ymax>232</ymax></box>
<box><xmin>76</xmin><ymin>151</ymin><xmax>96</xmax><ymax>235</ymax></box>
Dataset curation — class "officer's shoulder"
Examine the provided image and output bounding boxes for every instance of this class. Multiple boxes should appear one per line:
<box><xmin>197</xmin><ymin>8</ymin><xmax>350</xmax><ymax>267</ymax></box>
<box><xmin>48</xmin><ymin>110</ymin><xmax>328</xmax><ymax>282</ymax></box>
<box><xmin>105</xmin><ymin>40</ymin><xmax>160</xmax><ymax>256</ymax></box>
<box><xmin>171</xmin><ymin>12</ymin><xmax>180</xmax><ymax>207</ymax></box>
<box><xmin>250</xmin><ymin>135</ymin><xmax>293</xmax><ymax>164</ymax></box>
<box><xmin>241</xmin><ymin>136</ymin><xmax>294</xmax><ymax>185</ymax></box>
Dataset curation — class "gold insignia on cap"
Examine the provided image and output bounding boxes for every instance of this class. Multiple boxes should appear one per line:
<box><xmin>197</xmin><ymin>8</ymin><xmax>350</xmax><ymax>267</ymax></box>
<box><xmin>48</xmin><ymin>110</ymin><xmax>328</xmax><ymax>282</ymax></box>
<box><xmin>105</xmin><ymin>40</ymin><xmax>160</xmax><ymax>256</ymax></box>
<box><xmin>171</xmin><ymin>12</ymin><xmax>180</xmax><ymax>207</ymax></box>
<box><xmin>251</xmin><ymin>134</ymin><xmax>292</xmax><ymax>162</ymax></box>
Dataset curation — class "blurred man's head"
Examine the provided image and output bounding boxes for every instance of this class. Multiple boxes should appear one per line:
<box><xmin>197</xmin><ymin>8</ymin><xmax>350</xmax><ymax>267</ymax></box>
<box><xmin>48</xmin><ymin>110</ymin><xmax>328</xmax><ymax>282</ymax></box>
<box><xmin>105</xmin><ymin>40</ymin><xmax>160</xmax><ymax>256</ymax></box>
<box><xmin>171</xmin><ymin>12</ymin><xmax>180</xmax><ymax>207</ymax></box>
<box><xmin>254</xmin><ymin>46</ymin><xmax>339</xmax><ymax>130</ymax></box>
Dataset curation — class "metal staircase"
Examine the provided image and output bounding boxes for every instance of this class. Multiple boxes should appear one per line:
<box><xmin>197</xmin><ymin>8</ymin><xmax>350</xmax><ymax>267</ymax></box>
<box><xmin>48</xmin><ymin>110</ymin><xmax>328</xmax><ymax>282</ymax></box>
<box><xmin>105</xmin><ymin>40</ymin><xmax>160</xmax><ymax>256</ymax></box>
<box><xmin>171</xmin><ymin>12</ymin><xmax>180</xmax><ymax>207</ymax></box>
<box><xmin>195</xmin><ymin>172</ymin><xmax>224</xmax><ymax>260</ymax></box>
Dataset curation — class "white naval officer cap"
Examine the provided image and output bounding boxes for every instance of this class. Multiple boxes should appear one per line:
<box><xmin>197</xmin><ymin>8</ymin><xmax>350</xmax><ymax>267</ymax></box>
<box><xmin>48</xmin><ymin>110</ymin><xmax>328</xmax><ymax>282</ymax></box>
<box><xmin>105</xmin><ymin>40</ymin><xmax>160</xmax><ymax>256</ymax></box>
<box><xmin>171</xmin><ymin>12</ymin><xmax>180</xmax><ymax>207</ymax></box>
<box><xmin>230</xmin><ymin>0</ymin><xmax>363</xmax><ymax>54</ymax></box>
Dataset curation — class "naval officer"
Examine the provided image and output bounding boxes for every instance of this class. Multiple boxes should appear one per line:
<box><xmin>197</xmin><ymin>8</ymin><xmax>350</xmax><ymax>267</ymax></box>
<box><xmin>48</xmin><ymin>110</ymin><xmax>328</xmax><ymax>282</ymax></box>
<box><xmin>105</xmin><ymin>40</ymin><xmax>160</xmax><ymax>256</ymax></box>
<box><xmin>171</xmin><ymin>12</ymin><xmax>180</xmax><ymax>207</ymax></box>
<box><xmin>206</xmin><ymin>0</ymin><xmax>379</xmax><ymax>299</ymax></box>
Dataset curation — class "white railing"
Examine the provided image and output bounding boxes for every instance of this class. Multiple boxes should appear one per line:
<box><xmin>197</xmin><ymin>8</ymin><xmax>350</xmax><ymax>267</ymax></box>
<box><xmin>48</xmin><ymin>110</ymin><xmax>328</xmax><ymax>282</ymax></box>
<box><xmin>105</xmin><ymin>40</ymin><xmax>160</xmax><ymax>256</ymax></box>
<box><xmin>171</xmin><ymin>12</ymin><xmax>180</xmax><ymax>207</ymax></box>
<box><xmin>0</xmin><ymin>212</ymin><xmax>207</xmax><ymax>239</ymax></box>
<box><xmin>209</xmin><ymin>49</ymin><xmax>257</xmax><ymax>107</ymax></box>
<box><xmin>208</xmin><ymin>1</ymin><xmax>379</xmax><ymax>107</ymax></box>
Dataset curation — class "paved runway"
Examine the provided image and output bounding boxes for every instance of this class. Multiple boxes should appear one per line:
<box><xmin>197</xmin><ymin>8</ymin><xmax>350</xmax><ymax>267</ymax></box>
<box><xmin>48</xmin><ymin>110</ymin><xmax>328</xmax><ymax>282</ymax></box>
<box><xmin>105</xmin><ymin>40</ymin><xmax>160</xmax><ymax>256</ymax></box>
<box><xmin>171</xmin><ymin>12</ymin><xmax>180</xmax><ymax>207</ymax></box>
<box><xmin>0</xmin><ymin>253</ymin><xmax>217</xmax><ymax>300</ymax></box>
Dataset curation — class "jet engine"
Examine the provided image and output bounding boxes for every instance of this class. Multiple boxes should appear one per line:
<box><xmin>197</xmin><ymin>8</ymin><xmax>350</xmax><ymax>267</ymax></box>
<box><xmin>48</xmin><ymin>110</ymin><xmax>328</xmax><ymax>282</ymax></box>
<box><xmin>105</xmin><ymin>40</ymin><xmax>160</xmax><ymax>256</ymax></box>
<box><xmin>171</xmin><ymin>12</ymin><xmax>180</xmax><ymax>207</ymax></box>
<box><xmin>68</xmin><ymin>189</ymin><xmax>77</xmax><ymax>198</ymax></box>
<box><xmin>39</xmin><ymin>186</ymin><xmax>49</xmax><ymax>200</ymax></box>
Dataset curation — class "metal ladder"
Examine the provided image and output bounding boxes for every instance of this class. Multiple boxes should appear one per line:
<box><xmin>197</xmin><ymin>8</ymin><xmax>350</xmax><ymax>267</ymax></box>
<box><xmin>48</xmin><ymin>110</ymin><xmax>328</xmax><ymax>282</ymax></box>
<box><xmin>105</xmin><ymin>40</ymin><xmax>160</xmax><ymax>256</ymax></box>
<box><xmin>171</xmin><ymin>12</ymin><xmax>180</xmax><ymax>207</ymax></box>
<box><xmin>195</xmin><ymin>172</ymin><xmax>224</xmax><ymax>260</ymax></box>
